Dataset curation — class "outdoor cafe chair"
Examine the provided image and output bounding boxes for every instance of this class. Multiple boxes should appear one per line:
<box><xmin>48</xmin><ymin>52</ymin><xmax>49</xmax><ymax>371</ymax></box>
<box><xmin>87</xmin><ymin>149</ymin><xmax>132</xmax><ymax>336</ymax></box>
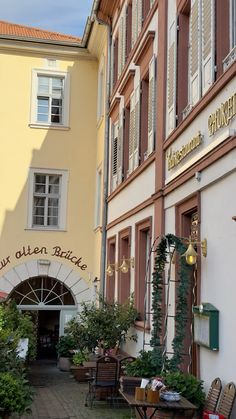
<box><xmin>204</xmin><ymin>377</ymin><xmax>222</xmax><ymax>413</ymax></box>
<box><xmin>216</xmin><ymin>381</ymin><xmax>236</xmax><ymax>419</ymax></box>
<box><xmin>85</xmin><ymin>355</ymin><xmax>118</xmax><ymax>408</ymax></box>
<box><xmin>118</xmin><ymin>355</ymin><xmax>136</xmax><ymax>380</ymax></box>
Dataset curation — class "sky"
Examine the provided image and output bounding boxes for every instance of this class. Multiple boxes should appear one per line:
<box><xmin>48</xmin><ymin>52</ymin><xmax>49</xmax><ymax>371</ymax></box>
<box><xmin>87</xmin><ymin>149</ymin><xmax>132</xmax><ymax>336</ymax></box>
<box><xmin>0</xmin><ymin>0</ymin><xmax>94</xmax><ymax>38</ymax></box>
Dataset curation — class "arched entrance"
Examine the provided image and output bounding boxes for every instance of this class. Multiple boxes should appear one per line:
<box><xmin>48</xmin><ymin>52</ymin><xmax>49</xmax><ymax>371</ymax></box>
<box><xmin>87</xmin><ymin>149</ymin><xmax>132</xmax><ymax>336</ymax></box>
<box><xmin>9</xmin><ymin>276</ymin><xmax>77</xmax><ymax>359</ymax></box>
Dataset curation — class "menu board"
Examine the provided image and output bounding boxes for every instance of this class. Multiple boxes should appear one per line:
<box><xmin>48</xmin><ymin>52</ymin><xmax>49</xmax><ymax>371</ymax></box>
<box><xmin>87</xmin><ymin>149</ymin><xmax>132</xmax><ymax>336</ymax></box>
<box><xmin>194</xmin><ymin>314</ymin><xmax>210</xmax><ymax>347</ymax></box>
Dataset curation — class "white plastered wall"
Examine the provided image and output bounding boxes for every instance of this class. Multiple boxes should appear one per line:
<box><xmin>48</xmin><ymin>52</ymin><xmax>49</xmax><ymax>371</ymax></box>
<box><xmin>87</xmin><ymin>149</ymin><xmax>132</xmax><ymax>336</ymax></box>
<box><xmin>165</xmin><ymin>148</ymin><xmax>236</xmax><ymax>416</ymax></box>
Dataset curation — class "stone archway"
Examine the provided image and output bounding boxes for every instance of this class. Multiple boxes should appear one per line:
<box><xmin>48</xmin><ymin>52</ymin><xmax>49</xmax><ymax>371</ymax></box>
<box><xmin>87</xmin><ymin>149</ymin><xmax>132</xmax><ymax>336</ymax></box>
<box><xmin>0</xmin><ymin>258</ymin><xmax>92</xmax><ymax>308</ymax></box>
<box><xmin>0</xmin><ymin>259</ymin><xmax>93</xmax><ymax>358</ymax></box>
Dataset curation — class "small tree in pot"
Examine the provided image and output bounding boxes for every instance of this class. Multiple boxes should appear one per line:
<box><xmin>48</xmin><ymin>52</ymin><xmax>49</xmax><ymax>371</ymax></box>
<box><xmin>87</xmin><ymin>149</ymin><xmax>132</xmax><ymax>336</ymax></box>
<box><xmin>56</xmin><ymin>335</ymin><xmax>76</xmax><ymax>371</ymax></box>
<box><xmin>66</xmin><ymin>297</ymin><xmax>138</xmax><ymax>354</ymax></box>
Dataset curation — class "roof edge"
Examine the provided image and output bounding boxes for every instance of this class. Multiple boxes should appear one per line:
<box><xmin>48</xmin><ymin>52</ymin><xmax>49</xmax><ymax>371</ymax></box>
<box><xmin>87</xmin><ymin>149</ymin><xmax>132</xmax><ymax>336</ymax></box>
<box><xmin>0</xmin><ymin>33</ymin><xmax>82</xmax><ymax>48</ymax></box>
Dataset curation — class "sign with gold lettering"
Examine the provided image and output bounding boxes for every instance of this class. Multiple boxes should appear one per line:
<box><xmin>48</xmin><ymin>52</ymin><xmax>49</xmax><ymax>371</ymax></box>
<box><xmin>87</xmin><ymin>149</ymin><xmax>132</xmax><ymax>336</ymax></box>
<box><xmin>208</xmin><ymin>92</ymin><xmax>236</xmax><ymax>136</ymax></box>
<box><xmin>0</xmin><ymin>245</ymin><xmax>87</xmax><ymax>272</ymax></box>
<box><xmin>166</xmin><ymin>132</ymin><xmax>202</xmax><ymax>171</ymax></box>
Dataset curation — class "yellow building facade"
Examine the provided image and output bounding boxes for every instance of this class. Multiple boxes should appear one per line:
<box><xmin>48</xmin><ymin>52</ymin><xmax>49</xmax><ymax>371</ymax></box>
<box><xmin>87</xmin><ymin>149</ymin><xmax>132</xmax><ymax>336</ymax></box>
<box><xmin>0</xmin><ymin>20</ymin><xmax>106</xmax><ymax>355</ymax></box>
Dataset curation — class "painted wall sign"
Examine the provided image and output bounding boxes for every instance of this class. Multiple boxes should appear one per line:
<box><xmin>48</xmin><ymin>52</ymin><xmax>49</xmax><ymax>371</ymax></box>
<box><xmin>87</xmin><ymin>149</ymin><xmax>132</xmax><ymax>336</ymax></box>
<box><xmin>166</xmin><ymin>132</ymin><xmax>202</xmax><ymax>171</ymax></box>
<box><xmin>0</xmin><ymin>245</ymin><xmax>87</xmax><ymax>272</ymax></box>
<box><xmin>208</xmin><ymin>92</ymin><xmax>236</xmax><ymax>136</ymax></box>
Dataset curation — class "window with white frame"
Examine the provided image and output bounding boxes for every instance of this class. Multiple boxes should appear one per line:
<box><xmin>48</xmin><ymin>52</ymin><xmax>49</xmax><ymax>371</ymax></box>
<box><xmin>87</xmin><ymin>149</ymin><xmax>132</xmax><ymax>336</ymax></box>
<box><xmin>188</xmin><ymin>0</ymin><xmax>215</xmax><ymax>105</ymax></box>
<box><xmin>27</xmin><ymin>168</ymin><xmax>68</xmax><ymax>230</ymax></box>
<box><xmin>30</xmin><ymin>69</ymin><xmax>70</xmax><ymax>127</ymax></box>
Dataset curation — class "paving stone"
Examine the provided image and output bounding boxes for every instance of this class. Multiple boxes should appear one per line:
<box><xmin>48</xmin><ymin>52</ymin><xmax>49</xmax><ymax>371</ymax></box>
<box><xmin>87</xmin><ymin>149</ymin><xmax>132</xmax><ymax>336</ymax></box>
<box><xmin>11</xmin><ymin>360</ymin><xmax>133</xmax><ymax>419</ymax></box>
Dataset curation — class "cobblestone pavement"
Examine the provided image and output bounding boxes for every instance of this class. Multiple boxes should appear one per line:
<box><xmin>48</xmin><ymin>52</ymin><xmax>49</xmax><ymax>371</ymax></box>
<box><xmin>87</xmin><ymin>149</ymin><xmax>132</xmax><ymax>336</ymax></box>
<box><xmin>12</xmin><ymin>360</ymin><xmax>135</xmax><ymax>419</ymax></box>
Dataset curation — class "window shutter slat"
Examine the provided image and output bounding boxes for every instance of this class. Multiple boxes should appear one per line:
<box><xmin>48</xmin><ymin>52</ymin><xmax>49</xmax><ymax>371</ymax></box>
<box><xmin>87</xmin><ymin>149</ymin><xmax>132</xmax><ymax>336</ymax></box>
<box><xmin>110</xmin><ymin>39</ymin><xmax>114</xmax><ymax>92</ymax></box>
<box><xmin>137</xmin><ymin>0</ymin><xmax>143</xmax><ymax>37</ymax></box>
<box><xmin>148</xmin><ymin>55</ymin><xmax>156</xmax><ymax>155</ymax></box>
<box><xmin>133</xmin><ymin>85</ymin><xmax>140</xmax><ymax>170</ymax></box>
<box><xmin>202</xmin><ymin>0</ymin><xmax>214</xmax><ymax>94</ymax></box>
<box><xmin>118</xmin><ymin>17</ymin><xmax>124</xmax><ymax>77</ymax></box>
<box><xmin>132</xmin><ymin>0</ymin><xmax>137</xmax><ymax>47</ymax></box>
<box><xmin>166</xmin><ymin>16</ymin><xmax>177</xmax><ymax>135</ymax></box>
<box><xmin>112</xmin><ymin>122</ymin><xmax>119</xmax><ymax>190</ymax></box>
<box><xmin>189</xmin><ymin>0</ymin><xmax>201</xmax><ymax>106</ymax></box>
<box><xmin>117</xmin><ymin>110</ymin><xmax>124</xmax><ymax>185</ymax></box>
<box><xmin>122</xmin><ymin>12</ymin><xmax>126</xmax><ymax>69</ymax></box>
<box><xmin>128</xmin><ymin>91</ymin><xmax>135</xmax><ymax>174</ymax></box>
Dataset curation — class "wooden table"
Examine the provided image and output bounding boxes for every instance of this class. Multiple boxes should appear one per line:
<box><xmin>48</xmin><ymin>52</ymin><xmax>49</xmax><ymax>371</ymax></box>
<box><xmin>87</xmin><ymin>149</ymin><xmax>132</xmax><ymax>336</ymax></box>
<box><xmin>119</xmin><ymin>390</ymin><xmax>197</xmax><ymax>419</ymax></box>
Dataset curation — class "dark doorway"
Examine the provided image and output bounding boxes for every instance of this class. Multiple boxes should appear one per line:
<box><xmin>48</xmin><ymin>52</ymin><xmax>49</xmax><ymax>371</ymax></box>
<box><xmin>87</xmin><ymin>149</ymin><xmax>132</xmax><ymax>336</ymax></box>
<box><xmin>37</xmin><ymin>310</ymin><xmax>60</xmax><ymax>359</ymax></box>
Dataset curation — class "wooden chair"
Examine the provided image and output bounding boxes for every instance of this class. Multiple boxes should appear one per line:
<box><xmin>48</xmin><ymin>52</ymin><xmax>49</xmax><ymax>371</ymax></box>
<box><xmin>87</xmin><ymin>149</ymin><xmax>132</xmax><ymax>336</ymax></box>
<box><xmin>216</xmin><ymin>382</ymin><xmax>236</xmax><ymax>419</ymax></box>
<box><xmin>85</xmin><ymin>355</ymin><xmax>118</xmax><ymax>408</ymax></box>
<box><xmin>204</xmin><ymin>377</ymin><xmax>222</xmax><ymax>412</ymax></box>
<box><xmin>118</xmin><ymin>355</ymin><xmax>136</xmax><ymax>380</ymax></box>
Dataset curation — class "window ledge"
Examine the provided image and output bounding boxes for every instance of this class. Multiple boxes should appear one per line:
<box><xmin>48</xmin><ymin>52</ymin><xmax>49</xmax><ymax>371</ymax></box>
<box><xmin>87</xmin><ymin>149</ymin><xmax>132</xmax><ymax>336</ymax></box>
<box><xmin>93</xmin><ymin>226</ymin><xmax>102</xmax><ymax>233</ymax></box>
<box><xmin>29</xmin><ymin>123</ymin><xmax>70</xmax><ymax>131</ymax></box>
<box><xmin>25</xmin><ymin>227</ymin><xmax>66</xmax><ymax>232</ymax></box>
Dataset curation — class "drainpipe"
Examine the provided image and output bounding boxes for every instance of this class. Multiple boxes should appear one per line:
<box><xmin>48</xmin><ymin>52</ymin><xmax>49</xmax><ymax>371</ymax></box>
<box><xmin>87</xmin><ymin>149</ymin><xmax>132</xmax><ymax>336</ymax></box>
<box><xmin>95</xmin><ymin>18</ymin><xmax>111</xmax><ymax>299</ymax></box>
<box><xmin>82</xmin><ymin>1</ymin><xmax>111</xmax><ymax>299</ymax></box>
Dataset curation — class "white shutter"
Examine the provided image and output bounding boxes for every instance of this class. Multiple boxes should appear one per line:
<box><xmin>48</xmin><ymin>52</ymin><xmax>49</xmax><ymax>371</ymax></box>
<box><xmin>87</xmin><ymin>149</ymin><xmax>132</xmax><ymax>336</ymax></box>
<box><xmin>122</xmin><ymin>11</ymin><xmax>126</xmax><ymax>68</ymax></box>
<box><xmin>110</xmin><ymin>39</ymin><xmax>114</xmax><ymax>93</ymax></box>
<box><xmin>137</xmin><ymin>0</ymin><xmax>143</xmax><ymax>38</ymax></box>
<box><xmin>118</xmin><ymin>17</ymin><xmax>124</xmax><ymax>77</ymax></box>
<box><xmin>232</xmin><ymin>0</ymin><xmax>236</xmax><ymax>48</ymax></box>
<box><xmin>148</xmin><ymin>55</ymin><xmax>156</xmax><ymax>155</ymax></box>
<box><xmin>117</xmin><ymin>110</ymin><xmax>124</xmax><ymax>185</ymax></box>
<box><xmin>166</xmin><ymin>19</ymin><xmax>177</xmax><ymax>135</ymax></box>
<box><xmin>189</xmin><ymin>0</ymin><xmax>201</xmax><ymax>106</ymax></box>
<box><xmin>128</xmin><ymin>91</ymin><xmax>135</xmax><ymax>174</ymax></box>
<box><xmin>132</xmin><ymin>0</ymin><xmax>137</xmax><ymax>47</ymax></box>
<box><xmin>202</xmin><ymin>0</ymin><xmax>214</xmax><ymax>94</ymax></box>
<box><xmin>133</xmin><ymin>85</ymin><xmax>140</xmax><ymax>170</ymax></box>
<box><xmin>112</xmin><ymin>122</ymin><xmax>119</xmax><ymax>190</ymax></box>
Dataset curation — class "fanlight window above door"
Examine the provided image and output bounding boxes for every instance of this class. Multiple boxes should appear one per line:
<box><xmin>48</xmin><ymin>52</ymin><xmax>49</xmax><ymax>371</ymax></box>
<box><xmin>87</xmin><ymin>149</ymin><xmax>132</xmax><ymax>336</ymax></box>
<box><xmin>10</xmin><ymin>277</ymin><xmax>75</xmax><ymax>306</ymax></box>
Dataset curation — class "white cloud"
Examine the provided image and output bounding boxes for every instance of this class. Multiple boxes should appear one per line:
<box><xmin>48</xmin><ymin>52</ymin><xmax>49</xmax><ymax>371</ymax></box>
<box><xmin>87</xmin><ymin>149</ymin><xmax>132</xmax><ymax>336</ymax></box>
<box><xmin>0</xmin><ymin>0</ymin><xmax>94</xmax><ymax>37</ymax></box>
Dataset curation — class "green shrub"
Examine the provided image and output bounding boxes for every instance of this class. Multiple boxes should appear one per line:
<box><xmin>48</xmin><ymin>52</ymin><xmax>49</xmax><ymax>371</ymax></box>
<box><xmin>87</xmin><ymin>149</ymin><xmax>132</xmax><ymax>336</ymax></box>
<box><xmin>163</xmin><ymin>371</ymin><xmax>205</xmax><ymax>409</ymax></box>
<box><xmin>124</xmin><ymin>350</ymin><xmax>162</xmax><ymax>378</ymax></box>
<box><xmin>72</xmin><ymin>350</ymin><xmax>89</xmax><ymax>366</ymax></box>
<box><xmin>56</xmin><ymin>335</ymin><xmax>76</xmax><ymax>357</ymax></box>
<box><xmin>0</xmin><ymin>300</ymin><xmax>37</xmax><ymax>361</ymax></box>
<box><xmin>0</xmin><ymin>372</ymin><xmax>33</xmax><ymax>415</ymax></box>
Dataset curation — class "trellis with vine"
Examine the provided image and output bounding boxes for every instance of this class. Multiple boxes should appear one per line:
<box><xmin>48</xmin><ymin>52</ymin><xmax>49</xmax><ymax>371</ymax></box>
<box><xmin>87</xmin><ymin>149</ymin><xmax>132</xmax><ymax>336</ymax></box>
<box><xmin>150</xmin><ymin>233</ymin><xmax>193</xmax><ymax>371</ymax></box>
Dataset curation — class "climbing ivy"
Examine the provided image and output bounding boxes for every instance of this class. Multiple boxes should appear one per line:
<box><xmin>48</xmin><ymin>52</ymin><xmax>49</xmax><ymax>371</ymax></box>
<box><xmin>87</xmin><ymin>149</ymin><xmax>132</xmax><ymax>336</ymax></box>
<box><xmin>150</xmin><ymin>234</ymin><xmax>193</xmax><ymax>371</ymax></box>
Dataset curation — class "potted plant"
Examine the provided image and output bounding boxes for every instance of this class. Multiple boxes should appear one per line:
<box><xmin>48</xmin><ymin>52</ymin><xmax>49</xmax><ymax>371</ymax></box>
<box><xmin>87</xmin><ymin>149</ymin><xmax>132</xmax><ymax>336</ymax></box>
<box><xmin>119</xmin><ymin>350</ymin><xmax>160</xmax><ymax>396</ymax></box>
<box><xmin>70</xmin><ymin>350</ymin><xmax>91</xmax><ymax>382</ymax></box>
<box><xmin>56</xmin><ymin>335</ymin><xmax>76</xmax><ymax>371</ymax></box>
<box><xmin>162</xmin><ymin>371</ymin><xmax>205</xmax><ymax>413</ymax></box>
<box><xmin>65</xmin><ymin>297</ymin><xmax>138</xmax><ymax>354</ymax></box>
